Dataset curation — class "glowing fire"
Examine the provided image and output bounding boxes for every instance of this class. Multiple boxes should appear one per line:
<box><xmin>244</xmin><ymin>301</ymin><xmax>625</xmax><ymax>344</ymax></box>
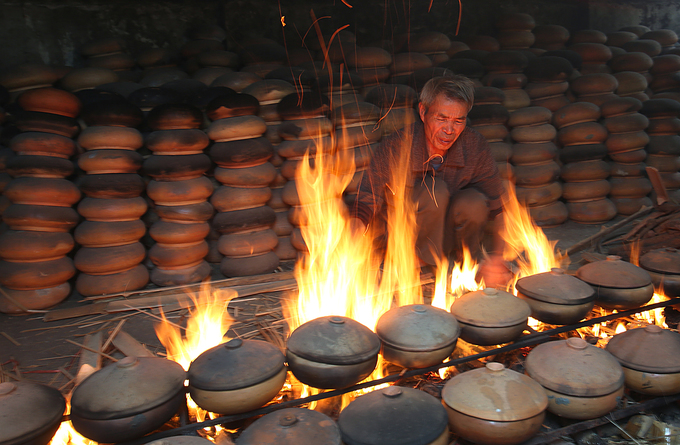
<box><xmin>50</xmin><ymin>401</ymin><xmax>96</xmax><ymax>445</ymax></box>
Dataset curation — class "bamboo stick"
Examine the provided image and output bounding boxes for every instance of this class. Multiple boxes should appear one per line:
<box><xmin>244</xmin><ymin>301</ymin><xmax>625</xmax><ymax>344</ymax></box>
<box><xmin>1</xmin><ymin>332</ymin><xmax>21</xmax><ymax>346</ymax></box>
<box><xmin>66</xmin><ymin>338</ymin><xmax>118</xmax><ymax>362</ymax></box>
<box><xmin>75</xmin><ymin>331</ymin><xmax>103</xmax><ymax>384</ymax></box>
<box><xmin>111</xmin><ymin>330</ymin><xmax>154</xmax><ymax>358</ymax></box>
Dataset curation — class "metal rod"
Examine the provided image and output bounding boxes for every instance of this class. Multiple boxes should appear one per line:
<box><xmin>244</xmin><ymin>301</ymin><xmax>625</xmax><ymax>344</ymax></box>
<box><xmin>117</xmin><ymin>297</ymin><xmax>680</xmax><ymax>445</ymax></box>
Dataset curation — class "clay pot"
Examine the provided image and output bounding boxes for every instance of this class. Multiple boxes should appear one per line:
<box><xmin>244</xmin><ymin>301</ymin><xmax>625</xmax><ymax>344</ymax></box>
<box><xmin>213</xmin><ymin>163</ymin><xmax>277</xmax><ymax>188</ymax></box>
<box><xmin>0</xmin><ymin>381</ymin><xmax>66</xmax><ymax>445</ymax></box>
<box><xmin>286</xmin><ymin>315</ymin><xmax>380</xmax><ymax>389</ymax></box>
<box><xmin>220</xmin><ymin>251</ymin><xmax>280</xmax><ymax>277</ymax></box>
<box><xmin>209</xmin><ymin>137</ymin><xmax>274</xmax><ymax>168</ymax></box>
<box><xmin>74</xmin><ymin>242</ymin><xmax>146</xmax><ymax>275</ymax></box>
<box><xmin>4</xmin><ymin>177</ymin><xmax>80</xmax><ymax>207</ymax></box>
<box><xmin>212</xmin><ymin>206</ymin><xmax>276</xmax><ymax>234</ymax></box>
<box><xmin>0</xmin><ymin>230</ymin><xmax>74</xmax><ymax>261</ymax></box>
<box><xmin>149</xmin><ymin>221</ymin><xmax>210</xmax><ymax>244</ymax></box>
<box><xmin>76</xmin><ymin>264</ymin><xmax>149</xmax><ymax>297</ymax></box>
<box><xmin>567</xmin><ymin>198</ymin><xmax>618</xmax><ymax>224</ymax></box>
<box><xmin>150</xmin><ymin>260</ymin><xmax>211</xmax><ymax>287</ymax></box>
<box><xmin>237</xmin><ymin>408</ymin><xmax>341</xmax><ymax>445</ymax></box>
<box><xmin>576</xmin><ymin>255</ymin><xmax>654</xmax><ymax>309</ymax></box>
<box><xmin>188</xmin><ymin>338</ymin><xmax>287</xmax><ymax>415</ymax></box>
<box><xmin>0</xmin><ymin>283</ymin><xmax>71</xmax><ymax>314</ymax></box>
<box><xmin>17</xmin><ymin>87</ymin><xmax>81</xmax><ymax>117</ymax></box>
<box><xmin>525</xmin><ymin>337</ymin><xmax>624</xmax><ymax>419</ymax></box>
<box><xmin>0</xmin><ymin>256</ymin><xmax>75</xmax><ymax>290</ymax></box>
<box><xmin>155</xmin><ymin>202</ymin><xmax>214</xmax><ymax>223</ymax></box>
<box><xmin>145</xmin><ymin>129</ymin><xmax>210</xmax><ymax>155</ymax></box>
<box><xmin>562</xmin><ymin>180</ymin><xmax>611</xmax><ymax>201</ymax></box>
<box><xmin>211</xmin><ymin>186</ymin><xmax>272</xmax><ymax>212</ymax></box>
<box><xmin>3</xmin><ymin>204</ymin><xmax>80</xmax><ymax>232</ymax></box>
<box><xmin>450</xmin><ymin>288</ymin><xmax>531</xmax><ymax>345</ymax></box>
<box><xmin>207</xmin><ymin>115</ymin><xmax>267</xmax><ymax>142</ymax></box>
<box><xmin>516</xmin><ymin>268</ymin><xmax>595</xmax><ymax>325</ymax></box>
<box><xmin>77</xmin><ymin>196</ymin><xmax>147</xmax><ymax>221</ymax></box>
<box><xmin>376</xmin><ymin>304</ymin><xmax>460</xmax><ymax>368</ymax></box>
<box><xmin>7</xmin><ymin>155</ymin><xmax>75</xmax><ymax>178</ymax></box>
<box><xmin>639</xmin><ymin>248</ymin><xmax>680</xmax><ymax>296</ymax></box>
<box><xmin>75</xmin><ymin>220</ymin><xmax>146</xmax><ymax>247</ymax></box>
<box><xmin>528</xmin><ymin>200</ymin><xmax>569</xmax><ymax>227</ymax></box>
<box><xmin>442</xmin><ymin>362</ymin><xmax>548</xmax><ymax>445</ymax></box>
<box><xmin>70</xmin><ymin>357</ymin><xmax>186</xmax><ymax>443</ymax></box>
<box><xmin>339</xmin><ymin>386</ymin><xmax>449</xmax><ymax>445</ymax></box>
<box><xmin>78</xmin><ymin>149</ymin><xmax>143</xmax><ymax>174</ymax></box>
<box><xmin>79</xmin><ymin>173</ymin><xmax>146</xmax><ymax>199</ymax></box>
<box><xmin>217</xmin><ymin>228</ymin><xmax>278</xmax><ymax>257</ymax></box>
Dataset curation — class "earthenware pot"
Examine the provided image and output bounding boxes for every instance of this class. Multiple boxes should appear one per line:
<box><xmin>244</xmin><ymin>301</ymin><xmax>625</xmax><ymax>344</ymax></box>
<box><xmin>286</xmin><ymin>315</ymin><xmax>380</xmax><ymax>389</ymax></box>
<box><xmin>0</xmin><ymin>381</ymin><xmax>66</xmax><ymax>445</ymax></box>
<box><xmin>607</xmin><ymin>325</ymin><xmax>680</xmax><ymax>396</ymax></box>
<box><xmin>576</xmin><ymin>255</ymin><xmax>654</xmax><ymax>309</ymax></box>
<box><xmin>236</xmin><ymin>408</ymin><xmax>341</xmax><ymax>445</ymax></box>
<box><xmin>450</xmin><ymin>288</ymin><xmax>531</xmax><ymax>345</ymax></box>
<box><xmin>515</xmin><ymin>268</ymin><xmax>595</xmax><ymax>325</ymax></box>
<box><xmin>525</xmin><ymin>337</ymin><xmax>625</xmax><ymax>419</ymax></box>
<box><xmin>188</xmin><ymin>338</ymin><xmax>286</xmax><ymax>415</ymax></box>
<box><xmin>442</xmin><ymin>362</ymin><xmax>548</xmax><ymax>445</ymax></box>
<box><xmin>639</xmin><ymin>248</ymin><xmax>680</xmax><ymax>297</ymax></box>
<box><xmin>339</xmin><ymin>386</ymin><xmax>449</xmax><ymax>445</ymax></box>
<box><xmin>376</xmin><ymin>304</ymin><xmax>460</xmax><ymax>368</ymax></box>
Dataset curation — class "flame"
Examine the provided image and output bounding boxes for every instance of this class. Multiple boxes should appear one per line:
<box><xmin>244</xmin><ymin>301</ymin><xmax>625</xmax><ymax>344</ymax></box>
<box><xmin>50</xmin><ymin>401</ymin><xmax>97</xmax><ymax>445</ymax></box>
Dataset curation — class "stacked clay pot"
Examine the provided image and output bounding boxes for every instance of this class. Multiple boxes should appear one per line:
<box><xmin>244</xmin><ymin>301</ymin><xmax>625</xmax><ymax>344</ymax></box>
<box><xmin>145</xmin><ymin>103</ymin><xmax>213</xmax><ymax>285</ymax></box>
<box><xmin>642</xmin><ymin>29</ymin><xmax>679</xmax><ymax>55</ymax></box>
<box><xmin>208</xmin><ymin>95</ymin><xmax>280</xmax><ymax>276</ymax></box>
<box><xmin>80</xmin><ymin>37</ymin><xmax>136</xmax><ymax>78</ymax></box>
<box><xmin>409</xmin><ymin>31</ymin><xmax>452</xmax><ymax>66</ymax></box>
<box><xmin>650</xmin><ymin>54</ymin><xmax>680</xmax><ymax>96</ymax></box>
<box><xmin>468</xmin><ymin>86</ymin><xmax>513</xmax><ymax>182</ymax></box>
<box><xmin>495</xmin><ymin>12</ymin><xmax>536</xmax><ymax>51</ymax></box>
<box><xmin>0</xmin><ymin>144</ymin><xmax>14</xmax><ymax>226</ymax></box>
<box><xmin>347</xmin><ymin>46</ymin><xmax>392</xmax><ymax>94</ymax></box>
<box><xmin>74</xmin><ymin>99</ymin><xmax>149</xmax><ymax>296</ymax></box>
<box><xmin>0</xmin><ymin>87</ymin><xmax>81</xmax><ymax>313</ymax></box>
<box><xmin>509</xmin><ymin>106</ymin><xmax>567</xmax><ymax>226</ymax></box>
<box><xmin>238</xmin><ymin>38</ymin><xmax>287</xmax><ymax>79</ymax></box>
<box><xmin>59</xmin><ymin>67</ymin><xmax>120</xmax><ymax>94</ymax></box>
<box><xmin>365</xmin><ymin>83</ymin><xmax>418</xmax><ymax>137</ymax></box>
<box><xmin>568</xmin><ymin>31</ymin><xmax>612</xmax><ymax>74</ymax></box>
<box><xmin>0</xmin><ymin>63</ymin><xmax>60</xmax><ymax>101</ymax></box>
<box><xmin>606</xmin><ymin>31</ymin><xmax>639</xmax><ymax>51</ymax></box>
<box><xmin>570</xmin><ymin>73</ymin><xmax>619</xmax><ymax>107</ymax></box>
<box><xmin>532</xmin><ymin>25</ymin><xmax>570</xmax><ymax>51</ymax></box>
<box><xmin>609</xmin><ymin>51</ymin><xmax>653</xmax><ymax>101</ymax></box>
<box><xmin>601</xmin><ymin>97</ymin><xmax>653</xmax><ymax>215</ymax></box>
<box><xmin>317</xmin><ymin>68</ymin><xmax>364</xmax><ymax>111</ymax></box>
<box><xmin>553</xmin><ymin>101</ymin><xmax>617</xmax><ymax>223</ymax></box>
<box><xmin>640</xmin><ymin>98</ymin><xmax>680</xmax><ymax>203</ymax></box>
<box><xmin>525</xmin><ymin>55</ymin><xmax>573</xmax><ymax>112</ymax></box>
<box><xmin>180</xmin><ymin>24</ymin><xmax>227</xmax><ymax>76</ymax></box>
<box><xmin>242</xmin><ymin>79</ymin><xmax>296</xmax><ymax>146</ymax></box>
<box><xmin>482</xmin><ymin>50</ymin><xmax>530</xmax><ymax>111</ymax></box>
<box><xmin>388</xmin><ymin>51</ymin><xmax>433</xmax><ymax>85</ymax></box>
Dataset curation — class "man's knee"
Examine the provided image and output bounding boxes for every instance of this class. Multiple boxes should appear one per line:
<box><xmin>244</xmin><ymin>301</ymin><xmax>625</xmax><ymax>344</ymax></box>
<box><xmin>449</xmin><ymin>188</ymin><xmax>489</xmax><ymax>225</ymax></box>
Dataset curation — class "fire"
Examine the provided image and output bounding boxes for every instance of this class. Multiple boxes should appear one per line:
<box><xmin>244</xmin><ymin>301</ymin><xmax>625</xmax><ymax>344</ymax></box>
<box><xmin>50</xmin><ymin>401</ymin><xmax>96</xmax><ymax>445</ymax></box>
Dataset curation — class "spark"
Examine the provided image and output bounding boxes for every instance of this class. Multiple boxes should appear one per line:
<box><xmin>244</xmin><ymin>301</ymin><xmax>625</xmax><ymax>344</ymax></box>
<box><xmin>281</xmin><ymin>15</ymin><xmax>286</xmax><ymax>27</ymax></box>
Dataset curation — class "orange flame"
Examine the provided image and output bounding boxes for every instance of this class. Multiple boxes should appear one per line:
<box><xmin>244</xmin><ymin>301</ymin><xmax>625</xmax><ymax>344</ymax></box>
<box><xmin>49</xmin><ymin>401</ymin><xmax>97</xmax><ymax>445</ymax></box>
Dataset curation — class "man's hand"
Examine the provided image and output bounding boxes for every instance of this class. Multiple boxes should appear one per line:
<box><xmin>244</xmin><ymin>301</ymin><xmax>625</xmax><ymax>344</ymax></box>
<box><xmin>479</xmin><ymin>254</ymin><xmax>512</xmax><ymax>289</ymax></box>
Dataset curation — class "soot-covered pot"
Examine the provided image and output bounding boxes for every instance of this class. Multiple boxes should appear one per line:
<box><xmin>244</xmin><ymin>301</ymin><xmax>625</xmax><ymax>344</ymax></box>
<box><xmin>0</xmin><ymin>381</ymin><xmax>66</xmax><ymax>445</ymax></box>
<box><xmin>525</xmin><ymin>337</ymin><xmax>624</xmax><ymax>419</ymax></box>
<box><xmin>187</xmin><ymin>338</ymin><xmax>287</xmax><ymax>414</ymax></box>
<box><xmin>640</xmin><ymin>248</ymin><xmax>680</xmax><ymax>297</ymax></box>
<box><xmin>376</xmin><ymin>304</ymin><xmax>460</xmax><ymax>368</ymax></box>
<box><xmin>441</xmin><ymin>362</ymin><xmax>548</xmax><ymax>445</ymax></box>
<box><xmin>70</xmin><ymin>356</ymin><xmax>186</xmax><ymax>443</ymax></box>
<box><xmin>576</xmin><ymin>255</ymin><xmax>654</xmax><ymax>310</ymax></box>
<box><xmin>450</xmin><ymin>288</ymin><xmax>531</xmax><ymax>345</ymax></box>
<box><xmin>338</xmin><ymin>386</ymin><xmax>449</xmax><ymax>445</ymax></box>
<box><xmin>515</xmin><ymin>268</ymin><xmax>595</xmax><ymax>325</ymax></box>
<box><xmin>148</xmin><ymin>437</ymin><xmax>214</xmax><ymax>445</ymax></box>
<box><xmin>286</xmin><ymin>315</ymin><xmax>380</xmax><ymax>389</ymax></box>
<box><xmin>236</xmin><ymin>407</ymin><xmax>341</xmax><ymax>444</ymax></box>
<box><xmin>607</xmin><ymin>325</ymin><xmax>680</xmax><ymax>396</ymax></box>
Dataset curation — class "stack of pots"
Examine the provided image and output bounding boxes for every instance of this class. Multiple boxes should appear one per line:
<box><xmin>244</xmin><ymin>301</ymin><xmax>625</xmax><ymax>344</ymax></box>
<box><xmin>640</xmin><ymin>248</ymin><xmax>680</xmax><ymax>297</ymax></box>
<box><xmin>241</xmin><ymin>79</ymin><xmax>296</xmax><ymax>147</ymax></box>
<box><xmin>180</xmin><ymin>24</ymin><xmax>227</xmax><ymax>77</ymax></box>
<box><xmin>609</xmin><ymin>51</ymin><xmax>653</xmax><ymax>101</ymax></box>
<box><xmin>0</xmin><ymin>144</ymin><xmax>12</xmax><ymax>225</ymax></box>
<box><xmin>388</xmin><ymin>51</ymin><xmax>433</xmax><ymax>85</ymax></box>
<box><xmin>0</xmin><ymin>63</ymin><xmax>60</xmax><ymax>102</ymax></box>
<box><xmin>567</xmin><ymin>32</ymin><xmax>612</xmax><ymax>75</ymax></box>
<box><xmin>640</xmin><ymin>98</ymin><xmax>680</xmax><ymax>203</ymax></box>
<box><xmin>524</xmin><ymin>56</ymin><xmax>573</xmax><ymax>112</ymax></box>
<box><xmin>495</xmin><ymin>13</ymin><xmax>536</xmax><ymax>51</ymax></box>
<box><xmin>145</xmin><ymin>103</ymin><xmax>213</xmax><ymax>286</ymax></box>
<box><xmin>0</xmin><ymin>87</ymin><xmax>80</xmax><ymax>313</ymax></box>
<box><xmin>643</xmin><ymin>29</ymin><xmax>679</xmax><ymax>55</ymax></box>
<box><xmin>347</xmin><ymin>46</ymin><xmax>392</xmax><ymax>94</ymax></box>
<box><xmin>409</xmin><ymin>31</ymin><xmax>452</xmax><ymax>66</ymax></box>
<box><xmin>80</xmin><ymin>37</ymin><xmax>136</xmax><ymax>78</ymax></box>
<box><xmin>532</xmin><ymin>24</ymin><xmax>570</xmax><ymax>51</ymax></box>
<box><xmin>570</xmin><ymin>73</ymin><xmax>619</xmax><ymax>107</ymax></box>
<box><xmin>365</xmin><ymin>83</ymin><xmax>418</xmax><ymax>138</ymax></box>
<box><xmin>554</xmin><ymin>101</ymin><xmax>616</xmax><ymax>224</ymax></box>
<box><xmin>601</xmin><ymin>97</ymin><xmax>653</xmax><ymax>215</ymax></box>
<box><xmin>208</xmin><ymin>94</ymin><xmax>280</xmax><ymax>276</ymax></box>
<box><xmin>469</xmin><ymin>86</ymin><xmax>513</xmax><ymax>181</ymax></box>
<box><xmin>508</xmin><ymin>106</ymin><xmax>566</xmax><ymax>226</ymax></box>
<box><xmin>74</xmin><ymin>98</ymin><xmax>149</xmax><ymax>296</ymax></box>
<box><xmin>650</xmin><ymin>54</ymin><xmax>680</xmax><ymax>96</ymax></box>
<box><xmin>482</xmin><ymin>50</ymin><xmax>530</xmax><ymax>111</ymax></box>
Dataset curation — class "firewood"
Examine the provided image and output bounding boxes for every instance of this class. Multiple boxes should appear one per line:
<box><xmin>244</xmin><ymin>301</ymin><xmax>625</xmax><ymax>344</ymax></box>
<box><xmin>43</xmin><ymin>302</ymin><xmax>108</xmax><ymax>322</ymax></box>
<box><xmin>75</xmin><ymin>331</ymin><xmax>103</xmax><ymax>384</ymax></box>
<box><xmin>110</xmin><ymin>330</ymin><xmax>154</xmax><ymax>357</ymax></box>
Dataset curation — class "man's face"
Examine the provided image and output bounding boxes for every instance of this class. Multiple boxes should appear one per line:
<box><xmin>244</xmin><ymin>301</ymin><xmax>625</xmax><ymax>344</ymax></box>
<box><xmin>418</xmin><ymin>95</ymin><xmax>468</xmax><ymax>156</ymax></box>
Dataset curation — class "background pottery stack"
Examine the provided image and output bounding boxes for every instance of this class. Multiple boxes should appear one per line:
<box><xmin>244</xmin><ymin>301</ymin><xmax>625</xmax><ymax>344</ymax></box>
<box><xmin>567</xmin><ymin>30</ymin><xmax>612</xmax><ymax>74</ymax></box>
<box><xmin>469</xmin><ymin>86</ymin><xmax>513</xmax><ymax>182</ymax></box>
<box><xmin>609</xmin><ymin>51</ymin><xmax>653</xmax><ymax>101</ymax></box>
<box><xmin>601</xmin><ymin>97</ymin><xmax>653</xmax><ymax>215</ymax></box>
<box><xmin>482</xmin><ymin>50</ymin><xmax>530</xmax><ymax>112</ymax></box>
<box><xmin>640</xmin><ymin>98</ymin><xmax>680</xmax><ymax>203</ymax></box>
<box><xmin>388</xmin><ymin>51</ymin><xmax>433</xmax><ymax>86</ymax></box>
<box><xmin>364</xmin><ymin>83</ymin><xmax>418</xmax><ymax>138</ymax></box>
<box><xmin>532</xmin><ymin>24</ymin><xmax>570</xmax><ymax>51</ymax></box>
<box><xmin>554</xmin><ymin>101</ymin><xmax>617</xmax><ymax>223</ymax></box>
<box><xmin>145</xmin><ymin>103</ymin><xmax>213</xmax><ymax>285</ymax></box>
<box><xmin>509</xmin><ymin>106</ymin><xmax>567</xmax><ymax>226</ymax></box>
<box><xmin>348</xmin><ymin>46</ymin><xmax>392</xmax><ymax>96</ymax></box>
<box><xmin>525</xmin><ymin>56</ymin><xmax>574</xmax><ymax>112</ymax></box>
<box><xmin>495</xmin><ymin>12</ymin><xmax>536</xmax><ymax>51</ymax></box>
<box><xmin>570</xmin><ymin>73</ymin><xmax>619</xmax><ymax>107</ymax></box>
<box><xmin>80</xmin><ymin>37</ymin><xmax>136</xmax><ymax>81</ymax></box>
<box><xmin>409</xmin><ymin>31</ymin><xmax>452</xmax><ymax>66</ymax></box>
<box><xmin>0</xmin><ymin>87</ymin><xmax>80</xmax><ymax>313</ymax></box>
<box><xmin>650</xmin><ymin>54</ymin><xmax>680</xmax><ymax>97</ymax></box>
<box><xmin>74</xmin><ymin>98</ymin><xmax>149</xmax><ymax>296</ymax></box>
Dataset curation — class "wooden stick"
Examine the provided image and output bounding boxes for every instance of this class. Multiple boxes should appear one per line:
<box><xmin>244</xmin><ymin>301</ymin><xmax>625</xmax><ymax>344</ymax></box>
<box><xmin>65</xmin><ymin>338</ymin><xmax>118</xmax><ymax>362</ymax></box>
<box><xmin>0</xmin><ymin>287</ymin><xmax>30</xmax><ymax>313</ymax></box>
<box><xmin>111</xmin><ymin>330</ymin><xmax>154</xmax><ymax>358</ymax></box>
<box><xmin>0</xmin><ymin>332</ymin><xmax>21</xmax><ymax>346</ymax></box>
<box><xmin>43</xmin><ymin>302</ymin><xmax>108</xmax><ymax>322</ymax></box>
<box><xmin>101</xmin><ymin>319</ymin><xmax>126</xmax><ymax>353</ymax></box>
<box><xmin>75</xmin><ymin>331</ymin><xmax>103</xmax><ymax>384</ymax></box>
<box><xmin>563</xmin><ymin>206</ymin><xmax>654</xmax><ymax>258</ymax></box>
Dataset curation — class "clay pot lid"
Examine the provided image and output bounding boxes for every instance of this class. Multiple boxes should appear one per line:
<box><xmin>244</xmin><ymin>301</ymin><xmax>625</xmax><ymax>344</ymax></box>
<box><xmin>148</xmin><ymin>437</ymin><xmax>214</xmax><ymax>445</ymax></box>
<box><xmin>241</xmin><ymin>79</ymin><xmax>296</xmax><ymax>104</ymax></box>
<box><xmin>188</xmin><ymin>338</ymin><xmax>285</xmax><ymax>391</ymax></box>
<box><xmin>516</xmin><ymin>268</ymin><xmax>595</xmax><ymax>304</ymax></box>
<box><xmin>441</xmin><ymin>362</ymin><xmax>548</xmax><ymax>421</ymax></box>
<box><xmin>286</xmin><ymin>315</ymin><xmax>381</xmax><ymax>365</ymax></box>
<box><xmin>237</xmin><ymin>407</ymin><xmax>341</xmax><ymax>444</ymax></box>
<box><xmin>338</xmin><ymin>386</ymin><xmax>448</xmax><ymax>445</ymax></box>
<box><xmin>640</xmin><ymin>248</ymin><xmax>680</xmax><ymax>275</ymax></box>
<box><xmin>525</xmin><ymin>337</ymin><xmax>624</xmax><ymax>396</ymax></box>
<box><xmin>376</xmin><ymin>304</ymin><xmax>460</xmax><ymax>352</ymax></box>
<box><xmin>450</xmin><ymin>288</ymin><xmax>531</xmax><ymax>328</ymax></box>
<box><xmin>606</xmin><ymin>325</ymin><xmax>680</xmax><ymax>373</ymax></box>
<box><xmin>71</xmin><ymin>356</ymin><xmax>186</xmax><ymax>420</ymax></box>
<box><xmin>0</xmin><ymin>381</ymin><xmax>66</xmax><ymax>444</ymax></box>
<box><xmin>576</xmin><ymin>255</ymin><xmax>651</xmax><ymax>289</ymax></box>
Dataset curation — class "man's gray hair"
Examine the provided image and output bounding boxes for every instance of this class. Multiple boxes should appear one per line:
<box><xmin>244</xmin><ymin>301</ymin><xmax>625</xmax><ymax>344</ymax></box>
<box><xmin>419</xmin><ymin>75</ymin><xmax>475</xmax><ymax>114</ymax></box>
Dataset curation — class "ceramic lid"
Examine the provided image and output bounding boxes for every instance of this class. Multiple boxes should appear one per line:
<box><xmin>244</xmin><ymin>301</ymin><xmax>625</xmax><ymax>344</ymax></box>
<box><xmin>71</xmin><ymin>356</ymin><xmax>186</xmax><ymax>420</ymax></box>
<box><xmin>188</xmin><ymin>338</ymin><xmax>285</xmax><ymax>391</ymax></box>
<box><xmin>0</xmin><ymin>381</ymin><xmax>66</xmax><ymax>445</ymax></box>
<box><xmin>236</xmin><ymin>408</ymin><xmax>341</xmax><ymax>445</ymax></box>
<box><xmin>338</xmin><ymin>386</ymin><xmax>448</xmax><ymax>445</ymax></box>
<box><xmin>516</xmin><ymin>268</ymin><xmax>595</xmax><ymax>305</ymax></box>
<box><xmin>450</xmin><ymin>288</ymin><xmax>531</xmax><ymax>328</ymax></box>
<box><xmin>640</xmin><ymin>248</ymin><xmax>680</xmax><ymax>275</ymax></box>
<box><xmin>576</xmin><ymin>255</ymin><xmax>652</xmax><ymax>289</ymax></box>
<box><xmin>526</xmin><ymin>338</ymin><xmax>624</xmax><ymax>396</ymax></box>
<box><xmin>606</xmin><ymin>325</ymin><xmax>680</xmax><ymax>373</ymax></box>
<box><xmin>286</xmin><ymin>315</ymin><xmax>381</xmax><ymax>365</ymax></box>
<box><xmin>376</xmin><ymin>304</ymin><xmax>460</xmax><ymax>352</ymax></box>
<box><xmin>441</xmin><ymin>362</ymin><xmax>548</xmax><ymax>421</ymax></box>
<box><xmin>148</xmin><ymin>437</ymin><xmax>214</xmax><ymax>445</ymax></box>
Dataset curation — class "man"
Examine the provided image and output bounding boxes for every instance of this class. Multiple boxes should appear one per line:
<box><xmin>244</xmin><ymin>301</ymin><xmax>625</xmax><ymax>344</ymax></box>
<box><xmin>352</xmin><ymin>75</ymin><xmax>510</xmax><ymax>287</ymax></box>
